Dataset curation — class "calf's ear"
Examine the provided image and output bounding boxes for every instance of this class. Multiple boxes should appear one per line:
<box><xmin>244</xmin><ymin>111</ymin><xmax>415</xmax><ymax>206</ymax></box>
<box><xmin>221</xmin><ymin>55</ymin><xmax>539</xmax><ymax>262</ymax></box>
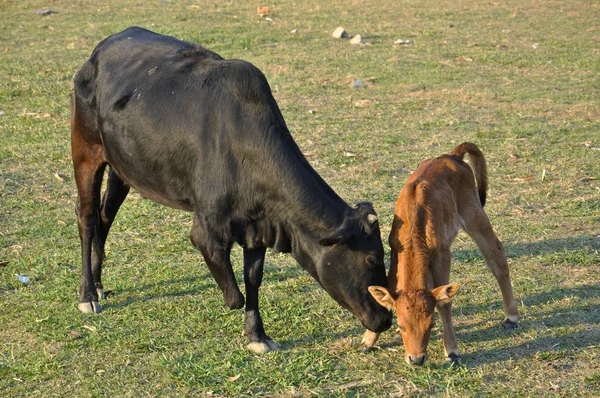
<box><xmin>368</xmin><ymin>286</ymin><xmax>395</xmax><ymax>310</ymax></box>
<box><xmin>432</xmin><ymin>284</ymin><xmax>460</xmax><ymax>304</ymax></box>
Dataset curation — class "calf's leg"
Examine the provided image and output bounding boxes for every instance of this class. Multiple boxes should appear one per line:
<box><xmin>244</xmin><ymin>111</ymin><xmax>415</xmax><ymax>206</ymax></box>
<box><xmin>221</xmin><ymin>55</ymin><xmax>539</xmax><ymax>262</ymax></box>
<box><xmin>91</xmin><ymin>168</ymin><xmax>130</xmax><ymax>299</ymax></box>
<box><xmin>432</xmin><ymin>249</ymin><xmax>461</xmax><ymax>362</ymax></box>
<box><xmin>190</xmin><ymin>215</ymin><xmax>244</xmax><ymax>309</ymax></box>
<box><xmin>243</xmin><ymin>247</ymin><xmax>279</xmax><ymax>353</ymax></box>
<box><xmin>464</xmin><ymin>209</ymin><xmax>519</xmax><ymax>328</ymax></box>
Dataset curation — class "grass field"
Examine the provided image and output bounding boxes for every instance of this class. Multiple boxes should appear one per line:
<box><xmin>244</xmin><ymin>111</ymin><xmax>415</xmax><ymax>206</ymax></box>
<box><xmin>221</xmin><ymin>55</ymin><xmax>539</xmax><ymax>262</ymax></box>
<box><xmin>1</xmin><ymin>0</ymin><xmax>599</xmax><ymax>396</ymax></box>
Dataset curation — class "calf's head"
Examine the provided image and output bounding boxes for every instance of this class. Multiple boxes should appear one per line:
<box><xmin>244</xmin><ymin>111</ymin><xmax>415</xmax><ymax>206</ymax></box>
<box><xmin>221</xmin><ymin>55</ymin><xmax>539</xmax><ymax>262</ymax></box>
<box><xmin>368</xmin><ymin>284</ymin><xmax>459</xmax><ymax>366</ymax></box>
<box><xmin>316</xmin><ymin>203</ymin><xmax>392</xmax><ymax>333</ymax></box>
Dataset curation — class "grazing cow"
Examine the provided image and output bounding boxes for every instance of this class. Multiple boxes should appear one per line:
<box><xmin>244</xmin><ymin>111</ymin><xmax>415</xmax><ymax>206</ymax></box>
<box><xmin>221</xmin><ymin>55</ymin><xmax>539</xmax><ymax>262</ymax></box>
<box><xmin>71</xmin><ymin>27</ymin><xmax>391</xmax><ymax>353</ymax></box>
<box><xmin>361</xmin><ymin>143</ymin><xmax>518</xmax><ymax>365</ymax></box>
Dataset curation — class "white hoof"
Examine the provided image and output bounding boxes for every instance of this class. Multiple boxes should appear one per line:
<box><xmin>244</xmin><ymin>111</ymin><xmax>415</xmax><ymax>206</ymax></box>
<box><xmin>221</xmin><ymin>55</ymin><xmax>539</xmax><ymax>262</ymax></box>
<box><xmin>247</xmin><ymin>339</ymin><xmax>280</xmax><ymax>354</ymax></box>
<box><xmin>78</xmin><ymin>301</ymin><xmax>101</xmax><ymax>314</ymax></box>
<box><xmin>96</xmin><ymin>288</ymin><xmax>106</xmax><ymax>300</ymax></box>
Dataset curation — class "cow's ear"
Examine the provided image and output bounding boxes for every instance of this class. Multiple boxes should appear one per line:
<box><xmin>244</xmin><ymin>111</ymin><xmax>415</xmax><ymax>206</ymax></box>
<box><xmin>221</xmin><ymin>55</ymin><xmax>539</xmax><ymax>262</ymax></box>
<box><xmin>319</xmin><ymin>230</ymin><xmax>348</xmax><ymax>246</ymax></box>
<box><xmin>432</xmin><ymin>284</ymin><xmax>460</xmax><ymax>304</ymax></box>
<box><xmin>368</xmin><ymin>286</ymin><xmax>395</xmax><ymax>310</ymax></box>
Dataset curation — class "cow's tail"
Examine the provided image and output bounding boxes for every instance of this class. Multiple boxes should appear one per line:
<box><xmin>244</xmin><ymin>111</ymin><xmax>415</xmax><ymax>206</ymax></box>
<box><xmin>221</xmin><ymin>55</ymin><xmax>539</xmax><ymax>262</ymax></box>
<box><xmin>450</xmin><ymin>142</ymin><xmax>488</xmax><ymax>207</ymax></box>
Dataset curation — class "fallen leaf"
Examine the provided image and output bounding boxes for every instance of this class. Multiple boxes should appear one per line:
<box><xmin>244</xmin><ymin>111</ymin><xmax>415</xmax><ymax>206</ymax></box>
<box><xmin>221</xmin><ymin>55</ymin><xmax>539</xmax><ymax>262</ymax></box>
<box><xmin>54</xmin><ymin>172</ymin><xmax>64</xmax><ymax>182</ymax></box>
<box><xmin>69</xmin><ymin>330</ymin><xmax>82</xmax><ymax>338</ymax></box>
<box><xmin>228</xmin><ymin>374</ymin><xmax>241</xmax><ymax>382</ymax></box>
<box><xmin>84</xmin><ymin>324</ymin><xmax>97</xmax><ymax>332</ymax></box>
<box><xmin>455</xmin><ymin>57</ymin><xmax>473</xmax><ymax>62</ymax></box>
<box><xmin>0</xmin><ymin>261</ymin><xmax>7</xmax><ymax>269</ymax></box>
<box><xmin>35</xmin><ymin>317</ymin><xmax>49</xmax><ymax>323</ymax></box>
<box><xmin>96</xmin><ymin>369</ymin><xmax>105</xmax><ymax>375</ymax></box>
<box><xmin>257</xmin><ymin>6</ymin><xmax>269</xmax><ymax>17</ymax></box>
<box><xmin>587</xmin><ymin>27</ymin><xmax>597</xmax><ymax>32</ymax></box>
<box><xmin>579</xmin><ymin>177</ymin><xmax>597</xmax><ymax>182</ymax></box>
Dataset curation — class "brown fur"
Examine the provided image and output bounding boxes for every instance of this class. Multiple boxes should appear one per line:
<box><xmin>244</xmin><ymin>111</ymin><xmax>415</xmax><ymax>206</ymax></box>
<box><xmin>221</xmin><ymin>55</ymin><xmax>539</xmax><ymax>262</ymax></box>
<box><xmin>363</xmin><ymin>142</ymin><xmax>518</xmax><ymax>365</ymax></box>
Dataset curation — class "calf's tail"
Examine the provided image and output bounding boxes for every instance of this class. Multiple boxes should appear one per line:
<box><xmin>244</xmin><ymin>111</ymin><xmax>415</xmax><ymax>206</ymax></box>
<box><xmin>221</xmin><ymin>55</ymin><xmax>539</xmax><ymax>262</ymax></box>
<box><xmin>450</xmin><ymin>142</ymin><xmax>488</xmax><ymax>207</ymax></box>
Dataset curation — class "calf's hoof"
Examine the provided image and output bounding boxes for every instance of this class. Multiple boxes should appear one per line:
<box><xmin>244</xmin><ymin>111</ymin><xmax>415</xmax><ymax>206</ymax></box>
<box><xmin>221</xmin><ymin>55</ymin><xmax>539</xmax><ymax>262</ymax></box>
<box><xmin>503</xmin><ymin>319</ymin><xmax>518</xmax><ymax>329</ymax></box>
<box><xmin>360</xmin><ymin>346</ymin><xmax>374</xmax><ymax>353</ymax></box>
<box><xmin>446</xmin><ymin>353</ymin><xmax>462</xmax><ymax>367</ymax></box>
<box><xmin>247</xmin><ymin>339</ymin><xmax>280</xmax><ymax>354</ymax></box>
<box><xmin>78</xmin><ymin>301</ymin><xmax>101</xmax><ymax>314</ymax></box>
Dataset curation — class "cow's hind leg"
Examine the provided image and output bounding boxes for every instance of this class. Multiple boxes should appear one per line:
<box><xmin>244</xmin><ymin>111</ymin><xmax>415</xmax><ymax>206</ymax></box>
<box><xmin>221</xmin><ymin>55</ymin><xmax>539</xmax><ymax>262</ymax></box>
<box><xmin>190</xmin><ymin>215</ymin><xmax>244</xmax><ymax>309</ymax></box>
<box><xmin>464</xmin><ymin>209</ymin><xmax>519</xmax><ymax>328</ymax></box>
<box><xmin>91</xmin><ymin>167</ymin><xmax>130</xmax><ymax>299</ymax></box>
<box><xmin>244</xmin><ymin>247</ymin><xmax>279</xmax><ymax>353</ymax></box>
<box><xmin>72</xmin><ymin>109</ymin><xmax>106</xmax><ymax>314</ymax></box>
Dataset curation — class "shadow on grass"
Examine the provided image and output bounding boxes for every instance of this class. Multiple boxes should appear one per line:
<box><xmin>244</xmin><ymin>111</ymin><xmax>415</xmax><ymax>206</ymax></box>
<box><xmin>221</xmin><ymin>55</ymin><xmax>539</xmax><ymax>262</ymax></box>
<box><xmin>453</xmin><ymin>235</ymin><xmax>600</xmax><ymax>261</ymax></box>
<box><xmin>464</xmin><ymin>328</ymin><xmax>600</xmax><ymax>367</ymax></box>
<box><xmin>102</xmin><ymin>275</ymin><xmax>215</xmax><ymax>310</ymax></box>
<box><xmin>456</xmin><ymin>284</ymin><xmax>600</xmax><ymax>366</ymax></box>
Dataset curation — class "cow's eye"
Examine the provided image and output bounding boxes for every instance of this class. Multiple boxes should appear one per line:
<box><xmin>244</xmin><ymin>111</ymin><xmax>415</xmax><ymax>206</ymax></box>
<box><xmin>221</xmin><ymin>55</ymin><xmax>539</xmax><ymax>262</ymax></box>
<box><xmin>366</xmin><ymin>255</ymin><xmax>380</xmax><ymax>266</ymax></box>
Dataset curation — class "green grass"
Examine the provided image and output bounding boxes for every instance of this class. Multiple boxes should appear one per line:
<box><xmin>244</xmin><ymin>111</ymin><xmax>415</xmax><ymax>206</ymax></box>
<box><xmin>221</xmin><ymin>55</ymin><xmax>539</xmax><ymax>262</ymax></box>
<box><xmin>1</xmin><ymin>0</ymin><xmax>599</xmax><ymax>396</ymax></box>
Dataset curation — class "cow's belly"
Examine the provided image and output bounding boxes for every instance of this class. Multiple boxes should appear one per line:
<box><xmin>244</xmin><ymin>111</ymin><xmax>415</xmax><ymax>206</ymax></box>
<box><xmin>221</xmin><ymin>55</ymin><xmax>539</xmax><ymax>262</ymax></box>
<box><xmin>102</xmin><ymin>139</ymin><xmax>196</xmax><ymax>212</ymax></box>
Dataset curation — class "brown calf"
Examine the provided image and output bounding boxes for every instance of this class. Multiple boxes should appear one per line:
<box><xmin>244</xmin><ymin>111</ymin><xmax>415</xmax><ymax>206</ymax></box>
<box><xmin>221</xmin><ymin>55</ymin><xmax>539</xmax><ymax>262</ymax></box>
<box><xmin>362</xmin><ymin>142</ymin><xmax>518</xmax><ymax>366</ymax></box>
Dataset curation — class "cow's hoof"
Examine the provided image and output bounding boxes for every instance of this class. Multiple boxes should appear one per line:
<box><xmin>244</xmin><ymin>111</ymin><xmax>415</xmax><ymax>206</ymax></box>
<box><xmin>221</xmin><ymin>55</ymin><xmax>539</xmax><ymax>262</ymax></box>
<box><xmin>503</xmin><ymin>319</ymin><xmax>518</xmax><ymax>329</ymax></box>
<box><xmin>360</xmin><ymin>346</ymin><xmax>374</xmax><ymax>353</ymax></box>
<box><xmin>96</xmin><ymin>288</ymin><xmax>106</xmax><ymax>300</ymax></box>
<box><xmin>78</xmin><ymin>301</ymin><xmax>101</xmax><ymax>314</ymax></box>
<box><xmin>247</xmin><ymin>339</ymin><xmax>280</xmax><ymax>354</ymax></box>
<box><xmin>446</xmin><ymin>353</ymin><xmax>462</xmax><ymax>367</ymax></box>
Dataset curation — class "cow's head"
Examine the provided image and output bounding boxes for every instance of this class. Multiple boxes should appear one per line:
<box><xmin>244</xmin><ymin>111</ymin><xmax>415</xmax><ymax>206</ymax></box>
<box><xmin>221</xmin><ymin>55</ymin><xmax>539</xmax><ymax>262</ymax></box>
<box><xmin>368</xmin><ymin>284</ymin><xmax>460</xmax><ymax>366</ymax></box>
<box><xmin>317</xmin><ymin>203</ymin><xmax>392</xmax><ymax>334</ymax></box>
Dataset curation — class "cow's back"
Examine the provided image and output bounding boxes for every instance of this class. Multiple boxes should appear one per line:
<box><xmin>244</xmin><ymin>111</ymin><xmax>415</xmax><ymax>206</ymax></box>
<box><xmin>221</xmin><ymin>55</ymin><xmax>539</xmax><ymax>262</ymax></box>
<box><xmin>72</xmin><ymin>27</ymin><xmax>292</xmax><ymax>211</ymax></box>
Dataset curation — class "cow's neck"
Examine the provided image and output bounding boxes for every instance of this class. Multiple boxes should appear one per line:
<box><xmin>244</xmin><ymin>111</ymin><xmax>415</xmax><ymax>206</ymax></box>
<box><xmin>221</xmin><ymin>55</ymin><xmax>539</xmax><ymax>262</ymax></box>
<box><xmin>260</xmin><ymin>128</ymin><xmax>349</xmax><ymax>236</ymax></box>
<box><xmin>399</xmin><ymin>247</ymin><xmax>432</xmax><ymax>292</ymax></box>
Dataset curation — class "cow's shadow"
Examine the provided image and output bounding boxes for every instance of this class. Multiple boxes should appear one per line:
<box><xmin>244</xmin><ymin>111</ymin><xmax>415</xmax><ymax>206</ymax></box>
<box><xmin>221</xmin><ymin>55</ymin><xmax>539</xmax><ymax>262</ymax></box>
<box><xmin>100</xmin><ymin>275</ymin><xmax>215</xmax><ymax>310</ymax></box>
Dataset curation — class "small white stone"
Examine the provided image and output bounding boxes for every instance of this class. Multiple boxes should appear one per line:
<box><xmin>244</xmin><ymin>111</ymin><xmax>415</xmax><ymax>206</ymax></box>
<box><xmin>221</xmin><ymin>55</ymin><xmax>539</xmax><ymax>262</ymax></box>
<box><xmin>332</xmin><ymin>26</ymin><xmax>349</xmax><ymax>39</ymax></box>
<box><xmin>350</xmin><ymin>35</ymin><xmax>363</xmax><ymax>45</ymax></box>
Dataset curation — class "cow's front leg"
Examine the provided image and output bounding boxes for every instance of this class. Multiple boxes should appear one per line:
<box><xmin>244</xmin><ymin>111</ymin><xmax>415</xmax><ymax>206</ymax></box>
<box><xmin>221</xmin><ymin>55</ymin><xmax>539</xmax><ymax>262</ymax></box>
<box><xmin>243</xmin><ymin>247</ymin><xmax>279</xmax><ymax>353</ymax></box>
<box><xmin>190</xmin><ymin>216</ymin><xmax>244</xmax><ymax>309</ymax></box>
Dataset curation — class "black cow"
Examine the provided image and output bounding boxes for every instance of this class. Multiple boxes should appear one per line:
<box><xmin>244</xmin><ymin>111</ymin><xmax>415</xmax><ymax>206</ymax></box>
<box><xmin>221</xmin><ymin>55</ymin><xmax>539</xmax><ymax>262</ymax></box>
<box><xmin>71</xmin><ymin>27</ymin><xmax>391</xmax><ymax>353</ymax></box>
